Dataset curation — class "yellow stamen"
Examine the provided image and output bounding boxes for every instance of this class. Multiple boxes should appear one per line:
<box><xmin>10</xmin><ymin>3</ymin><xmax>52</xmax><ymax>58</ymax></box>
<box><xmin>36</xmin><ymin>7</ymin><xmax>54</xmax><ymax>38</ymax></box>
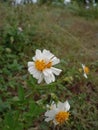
<box><xmin>55</xmin><ymin>111</ymin><xmax>69</xmax><ymax>124</ymax></box>
<box><xmin>35</xmin><ymin>60</ymin><xmax>52</xmax><ymax>71</ymax></box>
<box><xmin>84</xmin><ymin>66</ymin><xmax>89</xmax><ymax>74</ymax></box>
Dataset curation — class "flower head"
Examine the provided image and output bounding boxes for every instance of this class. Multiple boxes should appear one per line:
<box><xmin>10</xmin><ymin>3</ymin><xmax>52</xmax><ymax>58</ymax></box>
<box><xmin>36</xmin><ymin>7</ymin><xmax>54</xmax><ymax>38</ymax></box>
<box><xmin>64</xmin><ymin>0</ymin><xmax>71</xmax><ymax>5</ymax></box>
<box><xmin>82</xmin><ymin>64</ymin><xmax>89</xmax><ymax>78</ymax></box>
<box><xmin>45</xmin><ymin>101</ymin><xmax>70</xmax><ymax>125</ymax></box>
<box><xmin>28</xmin><ymin>49</ymin><xmax>62</xmax><ymax>84</ymax></box>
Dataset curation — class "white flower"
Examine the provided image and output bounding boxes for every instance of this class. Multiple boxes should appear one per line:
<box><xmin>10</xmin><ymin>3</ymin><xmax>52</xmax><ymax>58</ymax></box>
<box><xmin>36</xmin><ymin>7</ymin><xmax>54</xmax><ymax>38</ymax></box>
<box><xmin>82</xmin><ymin>64</ymin><xmax>89</xmax><ymax>78</ymax></box>
<box><xmin>64</xmin><ymin>0</ymin><xmax>71</xmax><ymax>5</ymax></box>
<box><xmin>18</xmin><ymin>27</ymin><xmax>23</xmax><ymax>32</ymax></box>
<box><xmin>28</xmin><ymin>49</ymin><xmax>62</xmax><ymax>84</ymax></box>
<box><xmin>45</xmin><ymin>101</ymin><xmax>70</xmax><ymax>125</ymax></box>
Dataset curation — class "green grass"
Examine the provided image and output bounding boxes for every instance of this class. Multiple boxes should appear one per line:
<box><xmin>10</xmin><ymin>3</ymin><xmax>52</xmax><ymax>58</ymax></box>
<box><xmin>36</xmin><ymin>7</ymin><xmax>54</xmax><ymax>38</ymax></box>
<box><xmin>0</xmin><ymin>2</ymin><xmax>98</xmax><ymax>130</ymax></box>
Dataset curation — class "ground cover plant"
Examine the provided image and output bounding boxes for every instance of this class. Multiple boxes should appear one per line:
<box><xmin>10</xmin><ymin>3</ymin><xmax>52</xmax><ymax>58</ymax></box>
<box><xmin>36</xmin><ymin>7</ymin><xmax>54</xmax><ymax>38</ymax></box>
<box><xmin>0</xmin><ymin>2</ymin><xmax>98</xmax><ymax>130</ymax></box>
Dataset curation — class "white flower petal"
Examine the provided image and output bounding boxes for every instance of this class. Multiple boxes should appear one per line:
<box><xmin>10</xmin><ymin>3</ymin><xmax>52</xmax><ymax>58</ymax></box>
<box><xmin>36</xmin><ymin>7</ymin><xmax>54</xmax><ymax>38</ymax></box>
<box><xmin>57</xmin><ymin>101</ymin><xmax>65</xmax><ymax>111</ymax></box>
<box><xmin>45</xmin><ymin>109</ymin><xmax>57</xmax><ymax>122</ymax></box>
<box><xmin>38</xmin><ymin>73</ymin><xmax>44</xmax><ymax>84</ymax></box>
<box><xmin>28</xmin><ymin>62</ymin><xmax>34</xmax><ymax>67</ymax></box>
<box><xmin>82</xmin><ymin>64</ymin><xmax>85</xmax><ymax>69</ymax></box>
<box><xmin>82</xmin><ymin>64</ymin><xmax>88</xmax><ymax>78</ymax></box>
<box><xmin>44</xmin><ymin>74</ymin><xmax>55</xmax><ymax>84</ymax></box>
<box><xmin>45</xmin><ymin>107</ymin><xmax>56</xmax><ymax>123</ymax></box>
<box><xmin>44</xmin><ymin>76</ymin><xmax>52</xmax><ymax>84</ymax></box>
<box><xmin>45</xmin><ymin>110</ymin><xmax>56</xmax><ymax>117</ymax></box>
<box><xmin>28</xmin><ymin>66</ymin><xmax>35</xmax><ymax>74</ymax></box>
<box><xmin>43</xmin><ymin>49</ymin><xmax>54</xmax><ymax>60</ymax></box>
<box><xmin>43</xmin><ymin>69</ymin><xmax>55</xmax><ymax>84</ymax></box>
<box><xmin>28</xmin><ymin>66</ymin><xmax>42</xmax><ymax>80</ymax></box>
<box><xmin>28</xmin><ymin>66</ymin><xmax>36</xmax><ymax>75</ymax></box>
<box><xmin>64</xmin><ymin>100</ymin><xmax>70</xmax><ymax>111</ymax></box>
<box><xmin>33</xmin><ymin>71</ymin><xmax>42</xmax><ymax>79</ymax></box>
<box><xmin>33</xmin><ymin>49</ymin><xmax>42</xmax><ymax>61</ymax></box>
<box><xmin>51</xmin><ymin>67</ymin><xmax>62</xmax><ymax>75</ymax></box>
<box><xmin>45</xmin><ymin>117</ymin><xmax>53</xmax><ymax>122</ymax></box>
<box><xmin>43</xmin><ymin>69</ymin><xmax>51</xmax><ymax>76</ymax></box>
<box><xmin>50</xmin><ymin>73</ymin><xmax>55</xmax><ymax>82</ymax></box>
<box><xmin>84</xmin><ymin>73</ymin><xmax>88</xmax><ymax>78</ymax></box>
<box><xmin>51</xmin><ymin>57</ymin><xmax>60</xmax><ymax>65</ymax></box>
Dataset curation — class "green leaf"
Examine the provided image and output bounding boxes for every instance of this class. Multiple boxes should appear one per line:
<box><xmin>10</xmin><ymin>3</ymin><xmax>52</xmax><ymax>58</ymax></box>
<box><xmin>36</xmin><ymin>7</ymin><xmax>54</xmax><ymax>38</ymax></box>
<box><xmin>18</xmin><ymin>86</ymin><xmax>25</xmax><ymax>101</ymax></box>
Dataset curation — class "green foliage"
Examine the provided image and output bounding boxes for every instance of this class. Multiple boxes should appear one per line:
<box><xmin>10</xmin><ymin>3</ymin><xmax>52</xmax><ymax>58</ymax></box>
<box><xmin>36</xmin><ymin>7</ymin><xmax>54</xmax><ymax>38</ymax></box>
<box><xmin>1</xmin><ymin>25</ymin><xmax>35</xmax><ymax>53</ymax></box>
<box><xmin>2</xmin><ymin>111</ymin><xmax>23</xmax><ymax>130</ymax></box>
<box><xmin>0</xmin><ymin>99</ymin><xmax>10</xmax><ymax>113</ymax></box>
<box><xmin>1</xmin><ymin>25</ymin><xmax>24</xmax><ymax>52</ymax></box>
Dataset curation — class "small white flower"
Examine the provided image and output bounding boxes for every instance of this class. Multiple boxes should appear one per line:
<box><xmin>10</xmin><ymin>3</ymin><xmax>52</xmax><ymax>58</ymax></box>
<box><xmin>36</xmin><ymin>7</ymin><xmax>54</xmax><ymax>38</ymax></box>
<box><xmin>45</xmin><ymin>101</ymin><xmax>70</xmax><ymax>125</ymax></box>
<box><xmin>82</xmin><ymin>64</ymin><xmax>89</xmax><ymax>78</ymax></box>
<box><xmin>18</xmin><ymin>27</ymin><xmax>23</xmax><ymax>32</ymax></box>
<box><xmin>28</xmin><ymin>49</ymin><xmax>62</xmax><ymax>84</ymax></box>
<box><xmin>64</xmin><ymin>0</ymin><xmax>71</xmax><ymax>5</ymax></box>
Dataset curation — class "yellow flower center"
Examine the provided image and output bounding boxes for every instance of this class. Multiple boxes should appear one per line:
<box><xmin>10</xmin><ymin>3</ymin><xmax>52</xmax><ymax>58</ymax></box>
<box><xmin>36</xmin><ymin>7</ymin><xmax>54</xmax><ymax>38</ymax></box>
<box><xmin>84</xmin><ymin>66</ymin><xmax>89</xmax><ymax>74</ymax></box>
<box><xmin>55</xmin><ymin>111</ymin><xmax>69</xmax><ymax>124</ymax></box>
<box><xmin>35</xmin><ymin>60</ymin><xmax>52</xmax><ymax>71</ymax></box>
